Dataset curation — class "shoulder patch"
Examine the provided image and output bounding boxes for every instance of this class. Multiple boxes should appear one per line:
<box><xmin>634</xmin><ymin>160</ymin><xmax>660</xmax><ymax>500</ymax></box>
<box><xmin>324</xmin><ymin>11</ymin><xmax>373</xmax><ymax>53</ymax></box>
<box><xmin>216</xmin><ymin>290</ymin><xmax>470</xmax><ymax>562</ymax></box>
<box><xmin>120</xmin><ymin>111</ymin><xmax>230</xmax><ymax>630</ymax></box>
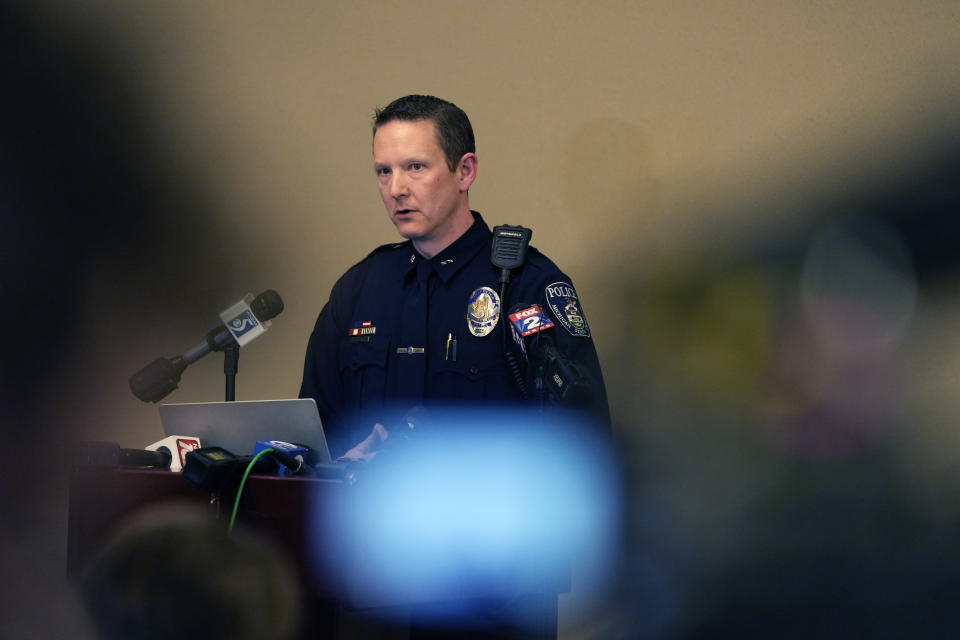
<box><xmin>544</xmin><ymin>281</ymin><xmax>591</xmax><ymax>337</ymax></box>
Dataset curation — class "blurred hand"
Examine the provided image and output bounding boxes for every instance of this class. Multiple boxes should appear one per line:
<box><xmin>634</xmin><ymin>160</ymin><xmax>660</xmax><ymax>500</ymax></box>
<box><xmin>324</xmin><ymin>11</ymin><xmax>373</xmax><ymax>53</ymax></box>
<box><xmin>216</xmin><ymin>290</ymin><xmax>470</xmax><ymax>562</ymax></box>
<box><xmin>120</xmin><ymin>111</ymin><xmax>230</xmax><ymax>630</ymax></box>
<box><xmin>337</xmin><ymin>423</ymin><xmax>389</xmax><ymax>463</ymax></box>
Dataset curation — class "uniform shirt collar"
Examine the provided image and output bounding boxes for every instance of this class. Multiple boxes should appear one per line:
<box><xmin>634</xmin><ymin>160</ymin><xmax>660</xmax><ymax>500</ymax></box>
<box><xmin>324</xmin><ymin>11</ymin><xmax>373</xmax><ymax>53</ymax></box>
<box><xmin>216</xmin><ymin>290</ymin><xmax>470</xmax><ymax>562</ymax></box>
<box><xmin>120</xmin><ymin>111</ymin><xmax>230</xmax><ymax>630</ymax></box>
<box><xmin>428</xmin><ymin>211</ymin><xmax>490</xmax><ymax>283</ymax></box>
<box><xmin>397</xmin><ymin>211</ymin><xmax>490</xmax><ymax>283</ymax></box>
<box><xmin>395</xmin><ymin>242</ymin><xmax>419</xmax><ymax>281</ymax></box>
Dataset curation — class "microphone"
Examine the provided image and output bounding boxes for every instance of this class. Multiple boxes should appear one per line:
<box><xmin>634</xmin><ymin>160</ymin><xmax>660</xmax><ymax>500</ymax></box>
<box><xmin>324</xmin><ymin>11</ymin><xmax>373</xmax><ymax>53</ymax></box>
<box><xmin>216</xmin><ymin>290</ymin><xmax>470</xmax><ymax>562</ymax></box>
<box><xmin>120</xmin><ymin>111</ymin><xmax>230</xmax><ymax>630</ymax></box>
<box><xmin>145</xmin><ymin>435</ymin><xmax>202</xmax><ymax>472</ymax></box>
<box><xmin>129</xmin><ymin>290</ymin><xmax>284</xmax><ymax>402</ymax></box>
<box><xmin>491</xmin><ymin>225</ymin><xmax>533</xmax><ymax>287</ymax></box>
<box><xmin>253</xmin><ymin>440</ymin><xmax>314</xmax><ymax>477</ymax></box>
<box><xmin>73</xmin><ymin>442</ymin><xmax>172</xmax><ymax>469</ymax></box>
<box><xmin>508</xmin><ymin>303</ymin><xmax>594</xmax><ymax>407</ymax></box>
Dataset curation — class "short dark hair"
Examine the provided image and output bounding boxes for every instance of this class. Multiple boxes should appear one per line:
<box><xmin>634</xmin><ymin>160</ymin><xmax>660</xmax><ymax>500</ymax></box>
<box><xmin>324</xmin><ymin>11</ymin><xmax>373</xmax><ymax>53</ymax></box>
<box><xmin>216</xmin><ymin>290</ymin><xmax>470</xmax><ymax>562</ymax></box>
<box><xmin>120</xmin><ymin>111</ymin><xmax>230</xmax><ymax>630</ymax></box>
<box><xmin>373</xmin><ymin>95</ymin><xmax>475</xmax><ymax>171</ymax></box>
<box><xmin>79</xmin><ymin>507</ymin><xmax>301</xmax><ymax>640</ymax></box>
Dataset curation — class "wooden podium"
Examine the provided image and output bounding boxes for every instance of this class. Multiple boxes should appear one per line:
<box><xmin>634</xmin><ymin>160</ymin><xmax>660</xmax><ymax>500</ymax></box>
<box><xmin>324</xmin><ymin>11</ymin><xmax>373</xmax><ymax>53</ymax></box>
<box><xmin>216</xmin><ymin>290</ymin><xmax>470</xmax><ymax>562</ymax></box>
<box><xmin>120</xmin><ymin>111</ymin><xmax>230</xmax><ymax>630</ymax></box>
<box><xmin>67</xmin><ymin>464</ymin><xmax>568</xmax><ymax>638</ymax></box>
<box><xmin>66</xmin><ymin>466</ymin><xmax>346</xmax><ymax>596</ymax></box>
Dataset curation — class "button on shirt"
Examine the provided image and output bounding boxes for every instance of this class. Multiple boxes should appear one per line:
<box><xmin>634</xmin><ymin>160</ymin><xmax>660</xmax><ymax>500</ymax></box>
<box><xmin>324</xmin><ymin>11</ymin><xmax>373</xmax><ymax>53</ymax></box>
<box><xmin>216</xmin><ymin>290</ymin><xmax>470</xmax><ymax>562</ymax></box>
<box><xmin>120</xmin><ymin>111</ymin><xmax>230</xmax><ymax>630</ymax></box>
<box><xmin>299</xmin><ymin>212</ymin><xmax>609</xmax><ymax>458</ymax></box>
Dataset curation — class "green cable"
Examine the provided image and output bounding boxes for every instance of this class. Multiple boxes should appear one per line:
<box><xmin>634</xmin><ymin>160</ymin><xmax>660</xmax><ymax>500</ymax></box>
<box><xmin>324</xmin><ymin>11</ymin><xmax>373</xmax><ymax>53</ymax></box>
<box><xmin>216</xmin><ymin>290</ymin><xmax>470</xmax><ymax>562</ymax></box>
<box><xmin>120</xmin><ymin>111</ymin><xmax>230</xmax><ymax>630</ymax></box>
<box><xmin>228</xmin><ymin>448</ymin><xmax>274</xmax><ymax>534</ymax></box>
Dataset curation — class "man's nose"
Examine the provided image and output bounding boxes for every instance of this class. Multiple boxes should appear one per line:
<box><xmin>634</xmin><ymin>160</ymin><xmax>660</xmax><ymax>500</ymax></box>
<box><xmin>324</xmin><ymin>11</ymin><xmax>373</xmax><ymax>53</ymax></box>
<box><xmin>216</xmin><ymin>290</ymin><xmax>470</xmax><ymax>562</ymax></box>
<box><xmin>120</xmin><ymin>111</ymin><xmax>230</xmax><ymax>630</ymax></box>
<box><xmin>389</xmin><ymin>172</ymin><xmax>408</xmax><ymax>198</ymax></box>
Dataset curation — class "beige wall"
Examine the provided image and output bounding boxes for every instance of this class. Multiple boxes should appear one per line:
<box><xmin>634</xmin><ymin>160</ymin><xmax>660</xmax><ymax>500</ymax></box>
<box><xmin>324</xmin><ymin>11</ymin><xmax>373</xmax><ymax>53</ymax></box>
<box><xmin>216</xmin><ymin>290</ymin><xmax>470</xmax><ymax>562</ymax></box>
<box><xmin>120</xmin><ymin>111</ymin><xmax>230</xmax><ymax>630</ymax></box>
<box><xmin>43</xmin><ymin>0</ymin><xmax>959</xmax><ymax>447</ymax></box>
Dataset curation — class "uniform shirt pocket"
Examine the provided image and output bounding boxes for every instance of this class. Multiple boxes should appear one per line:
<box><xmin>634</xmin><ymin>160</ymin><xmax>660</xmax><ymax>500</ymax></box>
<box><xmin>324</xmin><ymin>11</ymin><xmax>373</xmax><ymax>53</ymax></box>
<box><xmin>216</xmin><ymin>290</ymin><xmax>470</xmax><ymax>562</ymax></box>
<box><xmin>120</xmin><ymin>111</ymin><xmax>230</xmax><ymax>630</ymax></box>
<box><xmin>338</xmin><ymin>339</ymin><xmax>390</xmax><ymax>418</ymax></box>
<box><xmin>432</xmin><ymin>336</ymin><xmax>518</xmax><ymax>403</ymax></box>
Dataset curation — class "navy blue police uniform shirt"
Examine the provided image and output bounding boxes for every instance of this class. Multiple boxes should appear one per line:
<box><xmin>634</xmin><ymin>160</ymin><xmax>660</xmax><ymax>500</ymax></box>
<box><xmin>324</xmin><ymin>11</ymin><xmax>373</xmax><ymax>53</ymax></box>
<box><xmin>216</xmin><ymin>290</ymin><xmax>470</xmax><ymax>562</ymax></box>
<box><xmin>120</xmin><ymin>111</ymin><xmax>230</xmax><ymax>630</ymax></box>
<box><xmin>299</xmin><ymin>212</ymin><xmax>610</xmax><ymax>458</ymax></box>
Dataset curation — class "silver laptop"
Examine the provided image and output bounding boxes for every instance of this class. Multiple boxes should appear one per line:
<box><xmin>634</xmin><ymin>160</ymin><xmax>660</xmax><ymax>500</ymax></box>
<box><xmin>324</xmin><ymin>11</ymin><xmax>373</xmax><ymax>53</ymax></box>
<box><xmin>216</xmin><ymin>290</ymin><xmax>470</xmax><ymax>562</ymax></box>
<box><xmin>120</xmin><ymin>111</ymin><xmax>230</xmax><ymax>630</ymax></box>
<box><xmin>159</xmin><ymin>398</ymin><xmax>331</xmax><ymax>463</ymax></box>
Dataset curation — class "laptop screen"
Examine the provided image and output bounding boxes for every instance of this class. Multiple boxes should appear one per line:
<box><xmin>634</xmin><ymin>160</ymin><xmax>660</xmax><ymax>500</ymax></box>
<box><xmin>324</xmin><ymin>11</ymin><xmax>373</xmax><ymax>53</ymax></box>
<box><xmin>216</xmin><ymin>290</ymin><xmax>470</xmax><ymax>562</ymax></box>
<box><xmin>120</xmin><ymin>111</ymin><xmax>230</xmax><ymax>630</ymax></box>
<box><xmin>159</xmin><ymin>398</ymin><xmax>331</xmax><ymax>463</ymax></box>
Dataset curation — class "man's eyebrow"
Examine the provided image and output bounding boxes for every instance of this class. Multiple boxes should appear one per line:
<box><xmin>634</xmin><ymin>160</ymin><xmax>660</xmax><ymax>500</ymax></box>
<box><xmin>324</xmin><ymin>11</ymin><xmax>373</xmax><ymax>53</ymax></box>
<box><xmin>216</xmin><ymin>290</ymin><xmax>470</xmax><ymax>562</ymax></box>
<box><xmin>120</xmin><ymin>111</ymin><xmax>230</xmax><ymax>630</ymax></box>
<box><xmin>374</xmin><ymin>156</ymin><xmax>429</xmax><ymax>167</ymax></box>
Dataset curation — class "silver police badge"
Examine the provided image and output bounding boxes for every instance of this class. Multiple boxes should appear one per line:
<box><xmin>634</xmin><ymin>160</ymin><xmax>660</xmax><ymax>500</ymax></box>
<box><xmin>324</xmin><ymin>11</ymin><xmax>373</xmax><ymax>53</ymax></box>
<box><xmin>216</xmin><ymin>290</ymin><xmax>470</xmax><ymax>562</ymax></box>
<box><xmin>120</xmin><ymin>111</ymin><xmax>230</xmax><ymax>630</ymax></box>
<box><xmin>545</xmin><ymin>281</ymin><xmax>591</xmax><ymax>337</ymax></box>
<box><xmin>467</xmin><ymin>286</ymin><xmax>500</xmax><ymax>337</ymax></box>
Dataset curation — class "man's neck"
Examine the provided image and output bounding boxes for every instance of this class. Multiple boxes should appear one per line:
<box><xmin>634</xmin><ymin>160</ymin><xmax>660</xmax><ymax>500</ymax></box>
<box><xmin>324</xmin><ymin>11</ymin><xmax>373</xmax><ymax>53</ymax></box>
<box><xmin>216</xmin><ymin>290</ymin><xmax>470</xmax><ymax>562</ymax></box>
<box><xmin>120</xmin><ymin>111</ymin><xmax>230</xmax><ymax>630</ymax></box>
<box><xmin>411</xmin><ymin>207</ymin><xmax>474</xmax><ymax>259</ymax></box>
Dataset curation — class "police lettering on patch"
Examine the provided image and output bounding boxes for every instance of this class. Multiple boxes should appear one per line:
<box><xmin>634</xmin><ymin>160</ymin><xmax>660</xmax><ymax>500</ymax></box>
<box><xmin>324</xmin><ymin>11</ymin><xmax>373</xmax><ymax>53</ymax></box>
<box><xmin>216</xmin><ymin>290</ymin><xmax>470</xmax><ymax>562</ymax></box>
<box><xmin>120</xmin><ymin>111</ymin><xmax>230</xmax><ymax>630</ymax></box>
<box><xmin>467</xmin><ymin>286</ymin><xmax>500</xmax><ymax>337</ymax></box>
<box><xmin>544</xmin><ymin>281</ymin><xmax>591</xmax><ymax>337</ymax></box>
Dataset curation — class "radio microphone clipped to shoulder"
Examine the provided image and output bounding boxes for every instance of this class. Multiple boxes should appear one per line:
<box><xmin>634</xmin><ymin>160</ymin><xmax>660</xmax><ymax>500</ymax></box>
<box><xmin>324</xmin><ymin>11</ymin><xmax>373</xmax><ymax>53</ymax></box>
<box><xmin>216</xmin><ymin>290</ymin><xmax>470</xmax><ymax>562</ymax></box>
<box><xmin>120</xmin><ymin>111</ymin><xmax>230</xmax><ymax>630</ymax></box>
<box><xmin>491</xmin><ymin>224</ymin><xmax>533</xmax><ymax>285</ymax></box>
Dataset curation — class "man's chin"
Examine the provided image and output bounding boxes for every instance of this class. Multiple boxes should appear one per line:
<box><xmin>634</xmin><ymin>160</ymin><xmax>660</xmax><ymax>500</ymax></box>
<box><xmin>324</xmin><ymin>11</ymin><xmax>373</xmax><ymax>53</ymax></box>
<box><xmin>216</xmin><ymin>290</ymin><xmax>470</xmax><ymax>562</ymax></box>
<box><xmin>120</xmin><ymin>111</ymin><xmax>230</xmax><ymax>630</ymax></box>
<box><xmin>391</xmin><ymin>219</ymin><xmax>424</xmax><ymax>240</ymax></box>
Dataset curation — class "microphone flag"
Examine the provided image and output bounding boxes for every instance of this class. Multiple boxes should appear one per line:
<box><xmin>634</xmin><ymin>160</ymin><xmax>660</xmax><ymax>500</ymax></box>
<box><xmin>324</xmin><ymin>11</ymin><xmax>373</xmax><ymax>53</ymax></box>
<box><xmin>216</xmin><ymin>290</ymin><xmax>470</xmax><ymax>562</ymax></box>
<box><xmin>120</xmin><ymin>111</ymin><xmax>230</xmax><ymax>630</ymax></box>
<box><xmin>508</xmin><ymin>303</ymin><xmax>554</xmax><ymax>337</ymax></box>
<box><xmin>146</xmin><ymin>435</ymin><xmax>202</xmax><ymax>472</ymax></box>
<box><xmin>220</xmin><ymin>294</ymin><xmax>269</xmax><ymax>347</ymax></box>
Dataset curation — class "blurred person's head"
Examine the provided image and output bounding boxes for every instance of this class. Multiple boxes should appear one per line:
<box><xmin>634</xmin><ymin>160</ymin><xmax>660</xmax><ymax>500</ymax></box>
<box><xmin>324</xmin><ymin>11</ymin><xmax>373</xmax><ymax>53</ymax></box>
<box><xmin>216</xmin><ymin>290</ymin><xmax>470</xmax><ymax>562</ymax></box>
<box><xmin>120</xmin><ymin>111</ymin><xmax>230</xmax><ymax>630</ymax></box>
<box><xmin>78</xmin><ymin>504</ymin><xmax>301</xmax><ymax>640</ymax></box>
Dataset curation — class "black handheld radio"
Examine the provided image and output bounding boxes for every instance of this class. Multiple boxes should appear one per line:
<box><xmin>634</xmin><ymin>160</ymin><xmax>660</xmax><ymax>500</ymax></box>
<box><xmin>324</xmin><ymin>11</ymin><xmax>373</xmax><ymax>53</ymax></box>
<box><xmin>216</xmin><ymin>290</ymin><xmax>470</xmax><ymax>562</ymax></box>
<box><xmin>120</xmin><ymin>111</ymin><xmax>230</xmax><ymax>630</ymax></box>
<box><xmin>491</xmin><ymin>225</ymin><xmax>533</xmax><ymax>397</ymax></box>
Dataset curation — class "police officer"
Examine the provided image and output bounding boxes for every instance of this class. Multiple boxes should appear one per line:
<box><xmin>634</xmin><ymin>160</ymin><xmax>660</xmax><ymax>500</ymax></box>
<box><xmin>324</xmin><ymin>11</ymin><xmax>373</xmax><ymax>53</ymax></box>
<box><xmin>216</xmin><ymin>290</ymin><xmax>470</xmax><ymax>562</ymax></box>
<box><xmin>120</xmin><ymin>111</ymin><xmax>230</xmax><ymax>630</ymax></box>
<box><xmin>299</xmin><ymin>94</ymin><xmax>608</xmax><ymax>461</ymax></box>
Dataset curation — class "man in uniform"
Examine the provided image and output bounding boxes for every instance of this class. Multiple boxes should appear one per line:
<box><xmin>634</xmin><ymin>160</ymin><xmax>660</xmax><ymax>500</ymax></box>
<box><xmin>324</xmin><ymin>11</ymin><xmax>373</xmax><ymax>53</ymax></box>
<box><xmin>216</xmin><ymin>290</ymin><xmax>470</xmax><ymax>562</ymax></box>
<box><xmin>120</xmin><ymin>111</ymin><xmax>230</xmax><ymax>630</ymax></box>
<box><xmin>299</xmin><ymin>94</ymin><xmax>611</xmax><ymax>638</ymax></box>
<box><xmin>299</xmin><ymin>94</ymin><xmax>608</xmax><ymax>461</ymax></box>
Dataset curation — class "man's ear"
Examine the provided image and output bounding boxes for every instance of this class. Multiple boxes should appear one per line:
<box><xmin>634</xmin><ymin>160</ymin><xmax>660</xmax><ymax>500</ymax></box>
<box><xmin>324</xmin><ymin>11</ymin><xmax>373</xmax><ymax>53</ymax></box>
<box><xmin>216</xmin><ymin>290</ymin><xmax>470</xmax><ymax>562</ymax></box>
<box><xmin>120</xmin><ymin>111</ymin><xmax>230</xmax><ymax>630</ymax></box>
<box><xmin>457</xmin><ymin>153</ymin><xmax>478</xmax><ymax>192</ymax></box>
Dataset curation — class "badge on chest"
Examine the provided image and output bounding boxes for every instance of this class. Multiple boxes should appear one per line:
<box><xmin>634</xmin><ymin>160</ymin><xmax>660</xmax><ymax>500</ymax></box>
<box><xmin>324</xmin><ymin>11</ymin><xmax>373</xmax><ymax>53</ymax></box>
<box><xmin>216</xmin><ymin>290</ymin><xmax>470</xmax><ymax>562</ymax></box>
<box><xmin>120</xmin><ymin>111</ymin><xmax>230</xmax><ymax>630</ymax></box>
<box><xmin>467</xmin><ymin>286</ymin><xmax>500</xmax><ymax>337</ymax></box>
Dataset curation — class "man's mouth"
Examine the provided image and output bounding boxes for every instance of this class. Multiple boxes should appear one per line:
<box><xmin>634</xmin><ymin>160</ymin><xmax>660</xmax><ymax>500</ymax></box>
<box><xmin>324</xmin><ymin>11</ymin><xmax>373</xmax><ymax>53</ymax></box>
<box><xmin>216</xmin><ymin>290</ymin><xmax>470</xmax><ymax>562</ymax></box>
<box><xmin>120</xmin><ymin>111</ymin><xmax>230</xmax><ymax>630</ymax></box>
<box><xmin>395</xmin><ymin>208</ymin><xmax>415</xmax><ymax>216</ymax></box>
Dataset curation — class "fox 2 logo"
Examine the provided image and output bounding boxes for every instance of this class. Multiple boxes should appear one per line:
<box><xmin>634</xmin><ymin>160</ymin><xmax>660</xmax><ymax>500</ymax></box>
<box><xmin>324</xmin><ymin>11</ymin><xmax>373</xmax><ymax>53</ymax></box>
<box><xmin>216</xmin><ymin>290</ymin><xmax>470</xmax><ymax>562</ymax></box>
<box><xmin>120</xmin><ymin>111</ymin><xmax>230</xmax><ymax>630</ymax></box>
<box><xmin>510</xmin><ymin>304</ymin><xmax>555</xmax><ymax>337</ymax></box>
<box><xmin>521</xmin><ymin>315</ymin><xmax>543</xmax><ymax>333</ymax></box>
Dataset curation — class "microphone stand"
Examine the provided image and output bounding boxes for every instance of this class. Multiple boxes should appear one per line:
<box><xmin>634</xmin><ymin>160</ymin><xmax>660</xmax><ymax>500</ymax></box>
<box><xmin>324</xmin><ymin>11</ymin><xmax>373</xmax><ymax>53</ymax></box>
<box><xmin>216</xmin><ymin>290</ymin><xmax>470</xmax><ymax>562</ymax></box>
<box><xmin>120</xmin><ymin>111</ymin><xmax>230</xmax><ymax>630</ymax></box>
<box><xmin>223</xmin><ymin>342</ymin><xmax>240</xmax><ymax>401</ymax></box>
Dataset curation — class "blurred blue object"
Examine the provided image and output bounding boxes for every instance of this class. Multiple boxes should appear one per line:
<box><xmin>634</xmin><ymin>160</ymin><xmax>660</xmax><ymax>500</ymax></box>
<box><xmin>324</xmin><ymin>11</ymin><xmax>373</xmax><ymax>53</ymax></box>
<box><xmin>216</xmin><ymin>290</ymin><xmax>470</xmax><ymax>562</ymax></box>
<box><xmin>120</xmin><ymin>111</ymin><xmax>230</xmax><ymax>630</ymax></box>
<box><xmin>308</xmin><ymin>405</ymin><xmax>620</xmax><ymax>617</ymax></box>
